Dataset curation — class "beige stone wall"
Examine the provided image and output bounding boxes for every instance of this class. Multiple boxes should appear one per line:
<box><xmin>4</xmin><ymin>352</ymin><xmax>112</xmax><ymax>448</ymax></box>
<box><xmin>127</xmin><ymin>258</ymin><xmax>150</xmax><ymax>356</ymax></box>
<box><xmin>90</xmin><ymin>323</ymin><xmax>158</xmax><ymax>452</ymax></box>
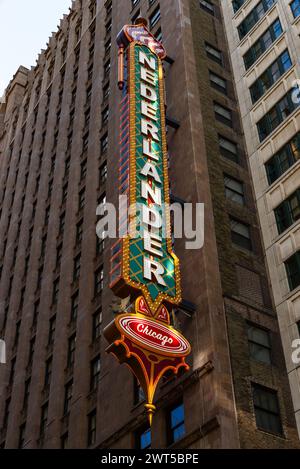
<box><xmin>221</xmin><ymin>0</ymin><xmax>300</xmax><ymax>435</ymax></box>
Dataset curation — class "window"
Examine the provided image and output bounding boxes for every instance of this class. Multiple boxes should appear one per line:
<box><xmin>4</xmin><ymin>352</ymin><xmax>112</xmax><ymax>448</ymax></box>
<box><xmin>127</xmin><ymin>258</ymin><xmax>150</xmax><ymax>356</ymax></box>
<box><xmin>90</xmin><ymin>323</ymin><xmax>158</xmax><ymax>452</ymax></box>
<box><xmin>297</xmin><ymin>321</ymin><xmax>300</xmax><ymax>336</ymax></box>
<box><xmin>23</xmin><ymin>378</ymin><xmax>31</xmax><ymax>410</ymax></box>
<box><xmin>101</xmin><ymin>133</ymin><xmax>108</xmax><ymax>153</ymax></box>
<box><xmin>61</xmin><ymin>433</ymin><xmax>68</xmax><ymax>449</ymax></box>
<box><xmin>149</xmin><ymin>6</ymin><xmax>160</xmax><ymax>29</ymax></box>
<box><xmin>103</xmin><ymin>83</ymin><xmax>110</xmax><ymax>102</ymax></box>
<box><xmin>104</xmin><ymin>60</ymin><xmax>111</xmax><ymax>79</ymax></box>
<box><xmin>155</xmin><ymin>27</ymin><xmax>163</xmax><ymax>42</ymax></box>
<box><xmin>80</xmin><ymin>159</ymin><xmax>87</xmax><ymax>181</ymax></box>
<box><xmin>52</xmin><ymin>278</ymin><xmax>60</xmax><ymax>304</ymax></box>
<box><xmin>96</xmin><ymin>230</ymin><xmax>105</xmax><ymax>254</ymax></box>
<box><xmin>132</xmin><ymin>0</ymin><xmax>140</xmax><ymax>8</ymax></box>
<box><xmin>285</xmin><ymin>251</ymin><xmax>300</xmax><ymax>291</ymax></box>
<box><xmin>224</xmin><ymin>175</ymin><xmax>245</xmax><ymax>205</ymax></box>
<box><xmin>238</xmin><ymin>0</ymin><xmax>276</xmax><ymax>40</ymax></box>
<box><xmin>79</xmin><ymin>189</ymin><xmax>85</xmax><ymax>211</ymax></box>
<box><xmin>93</xmin><ymin>308</ymin><xmax>102</xmax><ymax>341</ymax></box>
<box><xmin>94</xmin><ymin>267</ymin><xmax>104</xmax><ymax>295</ymax></box>
<box><xmin>19</xmin><ymin>424</ymin><xmax>26</xmax><ymax>449</ymax></box>
<box><xmin>64</xmin><ymin>381</ymin><xmax>73</xmax><ymax>415</ymax></box>
<box><xmin>252</xmin><ymin>384</ymin><xmax>282</xmax><ymax>435</ymax></box>
<box><xmin>9</xmin><ymin>357</ymin><xmax>16</xmax><ymax>385</ymax></box>
<box><xmin>71</xmin><ymin>291</ymin><xmax>79</xmax><ymax>323</ymax></box>
<box><xmin>214</xmin><ymin>102</ymin><xmax>233</xmax><ymax>127</ymax></box>
<box><xmin>243</xmin><ymin>19</ymin><xmax>283</xmax><ymax>70</ymax></box>
<box><xmin>209</xmin><ymin>71</ymin><xmax>227</xmax><ymax>94</ymax></box>
<box><xmin>44</xmin><ymin>357</ymin><xmax>52</xmax><ymax>388</ymax></box>
<box><xmin>40</xmin><ymin>404</ymin><xmax>48</xmax><ymax>438</ymax></box>
<box><xmin>14</xmin><ymin>320</ymin><xmax>21</xmax><ymax>348</ymax></box>
<box><xmin>90</xmin><ymin>0</ymin><xmax>97</xmax><ymax>19</ymax></box>
<box><xmin>250</xmin><ymin>50</ymin><xmax>292</xmax><ymax>104</ymax></box>
<box><xmin>248</xmin><ymin>324</ymin><xmax>271</xmax><ymax>364</ymax></box>
<box><xmin>76</xmin><ymin>220</ymin><xmax>83</xmax><ymax>244</ymax></box>
<box><xmin>90</xmin><ymin>355</ymin><xmax>101</xmax><ymax>391</ymax></box>
<box><xmin>200</xmin><ymin>0</ymin><xmax>215</xmax><ymax>15</ymax></box>
<box><xmin>136</xmin><ymin>427</ymin><xmax>151</xmax><ymax>449</ymax></box>
<box><xmin>67</xmin><ymin>334</ymin><xmax>76</xmax><ymax>369</ymax></box>
<box><xmin>205</xmin><ymin>42</ymin><xmax>223</xmax><ymax>65</ymax></box>
<box><xmin>168</xmin><ymin>402</ymin><xmax>185</xmax><ymax>444</ymax></box>
<box><xmin>28</xmin><ymin>337</ymin><xmax>35</xmax><ymax>367</ymax></box>
<box><xmin>257</xmin><ymin>89</ymin><xmax>300</xmax><ymax>142</ymax></box>
<box><xmin>275</xmin><ymin>189</ymin><xmax>300</xmax><ymax>234</ymax></box>
<box><xmin>230</xmin><ymin>218</ymin><xmax>252</xmax><ymax>251</ymax></box>
<box><xmin>48</xmin><ymin>316</ymin><xmax>56</xmax><ymax>346</ymax></box>
<box><xmin>3</xmin><ymin>398</ymin><xmax>11</xmax><ymax>428</ymax></box>
<box><xmin>88</xmin><ymin>411</ymin><xmax>97</xmax><ymax>446</ymax></box>
<box><xmin>265</xmin><ymin>133</ymin><xmax>300</xmax><ymax>184</ymax></box>
<box><xmin>291</xmin><ymin>0</ymin><xmax>300</xmax><ymax>18</ymax></box>
<box><xmin>232</xmin><ymin>0</ymin><xmax>246</xmax><ymax>13</ymax></box>
<box><xmin>59</xmin><ymin>212</ymin><xmax>65</xmax><ymax>235</ymax></box>
<box><xmin>131</xmin><ymin>9</ymin><xmax>141</xmax><ymax>23</ymax></box>
<box><xmin>73</xmin><ymin>255</ymin><xmax>81</xmax><ymax>281</ymax></box>
<box><xmin>219</xmin><ymin>135</ymin><xmax>239</xmax><ymax>163</ymax></box>
<box><xmin>100</xmin><ymin>162</ymin><xmax>108</xmax><ymax>185</ymax></box>
<box><xmin>102</xmin><ymin>106</ymin><xmax>109</xmax><ymax>126</ymax></box>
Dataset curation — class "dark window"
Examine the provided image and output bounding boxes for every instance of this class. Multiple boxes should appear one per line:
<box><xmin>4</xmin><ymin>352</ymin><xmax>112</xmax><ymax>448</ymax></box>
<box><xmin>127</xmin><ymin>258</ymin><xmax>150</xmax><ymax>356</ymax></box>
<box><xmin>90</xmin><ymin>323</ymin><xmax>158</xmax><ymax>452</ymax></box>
<box><xmin>136</xmin><ymin>427</ymin><xmax>151</xmax><ymax>449</ymax></box>
<box><xmin>257</xmin><ymin>88</ymin><xmax>300</xmax><ymax>142</ymax></box>
<box><xmin>200</xmin><ymin>0</ymin><xmax>215</xmax><ymax>15</ymax></box>
<box><xmin>56</xmin><ymin>244</ymin><xmax>62</xmax><ymax>269</ymax></box>
<box><xmin>80</xmin><ymin>159</ymin><xmax>87</xmax><ymax>181</ymax></box>
<box><xmin>90</xmin><ymin>355</ymin><xmax>101</xmax><ymax>391</ymax></box>
<box><xmin>103</xmin><ymin>83</ymin><xmax>110</xmax><ymax>102</ymax></box>
<box><xmin>205</xmin><ymin>42</ymin><xmax>223</xmax><ymax>65</ymax></box>
<box><xmin>219</xmin><ymin>135</ymin><xmax>239</xmax><ymax>163</ymax></box>
<box><xmin>71</xmin><ymin>291</ymin><xmax>79</xmax><ymax>323</ymax></box>
<box><xmin>250</xmin><ymin>50</ymin><xmax>292</xmax><ymax>104</ymax></box>
<box><xmin>252</xmin><ymin>384</ymin><xmax>282</xmax><ymax>435</ymax></box>
<box><xmin>214</xmin><ymin>102</ymin><xmax>233</xmax><ymax>127</ymax></box>
<box><xmin>76</xmin><ymin>220</ymin><xmax>83</xmax><ymax>244</ymax></box>
<box><xmin>44</xmin><ymin>357</ymin><xmax>52</xmax><ymax>388</ymax></box>
<box><xmin>94</xmin><ymin>267</ymin><xmax>104</xmax><ymax>295</ymax></box>
<box><xmin>101</xmin><ymin>133</ymin><xmax>109</xmax><ymax>153</ymax></box>
<box><xmin>61</xmin><ymin>433</ymin><xmax>68</xmax><ymax>449</ymax></box>
<box><xmin>291</xmin><ymin>0</ymin><xmax>300</xmax><ymax>18</ymax></box>
<box><xmin>67</xmin><ymin>334</ymin><xmax>76</xmax><ymax>369</ymax></box>
<box><xmin>285</xmin><ymin>251</ymin><xmax>300</xmax><ymax>291</ymax></box>
<box><xmin>243</xmin><ymin>19</ymin><xmax>283</xmax><ymax>70</ymax></box>
<box><xmin>168</xmin><ymin>402</ymin><xmax>185</xmax><ymax>444</ymax></box>
<box><xmin>88</xmin><ymin>411</ymin><xmax>97</xmax><ymax>446</ymax></box>
<box><xmin>48</xmin><ymin>316</ymin><xmax>56</xmax><ymax>346</ymax></box>
<box><xmin>93</xmin><ymin>308</ymin><xmax>102</xmax><ymax>341</ymax></box>
<box><xmin>265</xmin><ymin>132</ymin><xmax>300</xmax><ymax>184</ymax></box>
<box><xmin>230</xmin><ymin>218</ymin><xmax>252</xmax><ymax>251</ymax></box>
<box><xmin>232</xmin><ymin>0</ymin><xmax>246</xmax><ymax>13</ymax></box>
<box><xmin>102</xmin><ymin>106</ymin><xmax>109</xmax><ymax>127</ymax></box>
<box><xmin>59</xmin><ymin>212</ymin><xmax>66</xmax><ymax>235</ymax></box>
<box><xmin>100</xmin><ymin>162</ymin><xmax>108</xmax><ymax>185</ymax></box>
<box><xmin>132</xmin><ymin>0</ymin><xmax>140</xmax><ymax>8</ymax></box>
<box><xmin>149</xmin><ymin>6</ymin><xmax>160</xmax><ymax>29</ymax></box>
<box><xmin>40</xmin><ymin>403</ymin><xmax>48</xmax><ymax>438</ymax></box>
<box><xmin>9</xmin><ymin>357</ymin><xmax>16</xmax><ymax>385</ymax></box>
<box><xmin>79</xmin><ymin>189</ymin><xmax>85</xmax><ymax>211</ymax></box>
<box><xmin>73</xmin><ymin>254</ymin><xmax>81</xmax><ymax>281</ymax></box>
<box><xmin>209</xmin><ymin>71</ymin><xmax>227</xmax><ymax>94</ymax></box>
<box><xmin>18</xmin><ymin>424</ymin><xmax>26</xmax><ymax>449</ymax></box>
<box><xmin>3</xmin><ymin>398</ymin><xmax>11</xmax><ymax>428</ymax></box>
<box><xmin>224</xmin><ymin>175</ymin><xmax>245</xmax><ymax>205</ymax></box>
<box><xmin>52</xmin><ymin>278</ymin><xmax>60</xmax><ymax>304</ymax></box>
<box><xmin>64</xmin><ymin>381</ymin><xmax>73</xmax><ymax>415</ymax></box>
<box><xmin>248</xmin><ymin>324</ymin><xmax>271</xmax><ymax>364</ymax></box>
<box><xmin>275</xmin><ymin>189</ymin><xmax>300</xmax><ymax>234</ymax></box>
<box><xmin>28</xmin><ymin>337</ymin><xmax>35</xmax><ymax>367</ymax></box>
<box><xmin>238</xmin><ymin>0</ymin><xmax>276</xmax><ymax>40</ymax></box>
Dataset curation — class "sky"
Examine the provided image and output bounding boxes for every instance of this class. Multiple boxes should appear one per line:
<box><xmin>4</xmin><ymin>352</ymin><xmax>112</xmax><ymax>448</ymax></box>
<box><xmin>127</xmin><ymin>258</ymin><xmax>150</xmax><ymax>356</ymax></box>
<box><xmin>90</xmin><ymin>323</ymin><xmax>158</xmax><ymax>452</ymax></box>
<box><xmin>0</xmin><ymin>0</ymin><xmax>72</xmax><ymax>97</ymax></box>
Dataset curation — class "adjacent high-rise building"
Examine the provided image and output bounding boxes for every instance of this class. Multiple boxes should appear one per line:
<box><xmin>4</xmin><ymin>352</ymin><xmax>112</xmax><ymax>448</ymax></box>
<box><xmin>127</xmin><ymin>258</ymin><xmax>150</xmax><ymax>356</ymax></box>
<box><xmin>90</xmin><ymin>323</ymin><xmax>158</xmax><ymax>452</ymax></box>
<box><xmin>0</xmin><ymin>0</ymin><xmax>299</xmax><ymax>449</ymax></box>
<box><xmin>221</xmin><ymin>0</ymin><xmax>300</xmax><ymax>434</ymax></box>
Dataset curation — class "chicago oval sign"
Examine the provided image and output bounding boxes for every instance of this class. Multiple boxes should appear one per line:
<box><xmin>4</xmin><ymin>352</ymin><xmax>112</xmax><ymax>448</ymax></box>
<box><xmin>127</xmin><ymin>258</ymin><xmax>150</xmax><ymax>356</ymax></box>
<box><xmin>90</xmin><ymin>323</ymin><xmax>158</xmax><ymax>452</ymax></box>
<box><xmin>116</xmin><ymin>314</ymin><xmax>191</xmax><ymax>356</ymax></box>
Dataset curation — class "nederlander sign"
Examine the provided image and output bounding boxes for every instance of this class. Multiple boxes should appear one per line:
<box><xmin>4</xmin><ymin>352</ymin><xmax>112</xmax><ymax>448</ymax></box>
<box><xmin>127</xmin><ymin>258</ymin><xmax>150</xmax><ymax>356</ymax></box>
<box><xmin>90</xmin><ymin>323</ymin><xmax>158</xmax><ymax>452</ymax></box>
<box><xmin>104</xmin><ymin>19</ymin><xmax>191</xmax><ymax>425</ymax></box>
